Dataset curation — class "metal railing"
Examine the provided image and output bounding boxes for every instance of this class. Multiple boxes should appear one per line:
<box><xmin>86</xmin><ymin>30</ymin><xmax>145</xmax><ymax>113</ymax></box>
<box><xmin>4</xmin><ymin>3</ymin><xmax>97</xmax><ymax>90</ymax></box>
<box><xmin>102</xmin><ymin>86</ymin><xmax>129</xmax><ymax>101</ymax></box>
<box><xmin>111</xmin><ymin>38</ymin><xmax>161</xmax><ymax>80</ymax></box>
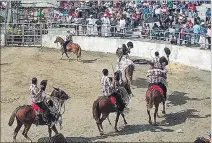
<box><xmin>0</xmin><ymin>22</ymin><xmax>211</xmax><ymax>49</ymax></box>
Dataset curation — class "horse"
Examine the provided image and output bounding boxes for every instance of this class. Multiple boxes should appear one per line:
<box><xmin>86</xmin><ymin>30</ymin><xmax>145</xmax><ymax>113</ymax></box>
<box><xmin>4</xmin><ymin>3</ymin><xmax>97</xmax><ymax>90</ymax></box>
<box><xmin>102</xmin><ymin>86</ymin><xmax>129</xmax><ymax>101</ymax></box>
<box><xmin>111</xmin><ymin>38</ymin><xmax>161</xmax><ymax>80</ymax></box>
<box><xmin>8</xmin><ymin>87</ymin><xmax>70</xmax><ymax>142</ymax></box>
<box><xmin>146</xmin><ymin>64</ymin><xmax>166</xmax><ymax>125</ymax></box>
<box><xmin>92</xmin><ymin>72</ymin><xmax>132</xmax><ymax>135</ymax></box>
<box><xmin>54</xmin><ymin>36</ymin><xmax>81</xmax><ymax>62</ymax></box>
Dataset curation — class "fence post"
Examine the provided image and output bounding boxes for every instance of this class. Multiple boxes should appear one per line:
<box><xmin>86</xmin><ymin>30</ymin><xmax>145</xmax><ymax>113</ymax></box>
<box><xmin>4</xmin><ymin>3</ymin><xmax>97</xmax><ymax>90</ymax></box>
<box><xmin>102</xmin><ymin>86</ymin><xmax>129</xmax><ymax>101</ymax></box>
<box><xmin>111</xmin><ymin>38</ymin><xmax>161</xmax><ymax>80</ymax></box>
<box><xmin>22</xmin><ymin>24</ymin><xmax>24</xmax><ymax>46</ymax></box>
<box><xmin>40</xmin><ymin>23</ymin><xmax>42</xmax><ymax>47</ymax></box>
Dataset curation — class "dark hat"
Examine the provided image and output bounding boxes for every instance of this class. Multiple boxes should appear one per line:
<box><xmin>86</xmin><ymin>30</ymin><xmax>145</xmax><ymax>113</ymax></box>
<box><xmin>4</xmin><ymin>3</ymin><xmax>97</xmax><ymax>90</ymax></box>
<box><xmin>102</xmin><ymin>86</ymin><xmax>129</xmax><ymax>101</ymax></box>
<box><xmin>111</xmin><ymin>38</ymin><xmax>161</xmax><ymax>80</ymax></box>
<box><xmin>159</xmin><ymin>56</ymin><xmax>168</xmax><ymax>66</ymax></box>
<box><xmin>40</xmin><ymin>80</ymin><xmax>47</xmax><ymax>91</ymax></box>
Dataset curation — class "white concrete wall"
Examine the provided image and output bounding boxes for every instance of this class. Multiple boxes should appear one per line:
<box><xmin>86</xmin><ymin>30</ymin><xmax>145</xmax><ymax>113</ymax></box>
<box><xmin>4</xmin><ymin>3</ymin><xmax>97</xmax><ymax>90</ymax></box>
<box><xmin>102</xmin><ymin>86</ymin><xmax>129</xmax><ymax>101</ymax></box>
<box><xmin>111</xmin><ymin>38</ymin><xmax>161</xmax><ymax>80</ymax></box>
<box><xmin>43</xmin><ymin>34</ymin><xmax>211</xmax><ymax>71</ymax></box>
<box><xmin>0</xmin><ymin>34</ymin><xmax>5</xmax><ymax>46</ymax></box>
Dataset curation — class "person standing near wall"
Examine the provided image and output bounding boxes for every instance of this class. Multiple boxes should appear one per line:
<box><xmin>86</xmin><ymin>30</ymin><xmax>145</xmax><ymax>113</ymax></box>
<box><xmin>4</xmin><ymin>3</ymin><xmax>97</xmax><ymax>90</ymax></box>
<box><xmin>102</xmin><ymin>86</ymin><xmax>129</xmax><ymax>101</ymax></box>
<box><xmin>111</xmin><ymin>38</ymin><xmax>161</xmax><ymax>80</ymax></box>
<box><xmin>206</xmin><ymin>25</ymin><xmax>211</xmax><ymax>50</ymax></box>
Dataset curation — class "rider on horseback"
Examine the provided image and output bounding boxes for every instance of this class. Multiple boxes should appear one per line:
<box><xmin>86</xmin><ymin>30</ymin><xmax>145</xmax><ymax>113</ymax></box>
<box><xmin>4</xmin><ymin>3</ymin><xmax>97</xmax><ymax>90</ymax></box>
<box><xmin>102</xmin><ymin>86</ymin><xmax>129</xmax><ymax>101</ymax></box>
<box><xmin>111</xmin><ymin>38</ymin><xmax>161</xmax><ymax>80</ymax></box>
<box><xmin>29</xmin><ymin>77</ymin><xmax>55</xmax><ymax>128</ymax></box>
<box><xmin>100</xmin><ymin>69</ymin><xmax>125</xmax><ymax>111</ymax></box>
<box><xmin>152</xmin><ymin>51</ymin><xmax>161</xmax><ymax>69</ymax></box>
<box><xmin>116</xmin><ymin>44</ymin><xmax>129</xmax><ymax>84</ymax></box>
<box><xmin>126</xmin><ymin>41</ymin><xmax>134</xmax><ymax>54</ymax></box>
<box><xmin>101</xmin><ymin>69</ymin><xmax>113</xmax><ymax>97</ymax></box>
<box><xmin>63</xmin><ymin>31</ymin><xmax>73</xmax><ymax>53</ymax></box>
<box><xmin>146</xmin><ymin>59</ymin><xmax>168</xmax><ymax>101</ymax></box>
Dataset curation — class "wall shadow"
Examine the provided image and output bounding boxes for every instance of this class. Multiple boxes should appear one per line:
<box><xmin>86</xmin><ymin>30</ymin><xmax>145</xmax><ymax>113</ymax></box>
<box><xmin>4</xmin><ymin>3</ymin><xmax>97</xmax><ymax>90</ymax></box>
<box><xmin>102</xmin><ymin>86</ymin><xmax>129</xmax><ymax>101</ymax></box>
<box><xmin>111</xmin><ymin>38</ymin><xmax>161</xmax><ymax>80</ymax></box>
<box><xmin>160</xmin><ymin>109</ymin><xmax>211</xmax><ymax>127</ymax></box>
<box><xmin>81</xmin><ymin>59</ymin><xmax>97</xmax><ymax>63</ymax></box>
<box><xmin>131</xmin><ymin>78</ymin><xmax>149</xmax><ymax>88</ymax></box>
<box><xmin>168</xmin><ymin>91</ymin><xmax>210</xmax><ymax>106</ymax></box>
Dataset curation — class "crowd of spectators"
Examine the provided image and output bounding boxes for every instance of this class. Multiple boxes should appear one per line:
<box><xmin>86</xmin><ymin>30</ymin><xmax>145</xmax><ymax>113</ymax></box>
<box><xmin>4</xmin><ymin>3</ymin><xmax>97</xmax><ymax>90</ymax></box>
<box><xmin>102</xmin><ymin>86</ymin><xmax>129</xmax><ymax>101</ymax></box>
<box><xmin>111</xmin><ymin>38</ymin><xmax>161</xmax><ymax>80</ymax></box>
<box><xmin>2</xmin><ymin>1</ymin><xmax>211</xmax><ymax>49</ymax></box>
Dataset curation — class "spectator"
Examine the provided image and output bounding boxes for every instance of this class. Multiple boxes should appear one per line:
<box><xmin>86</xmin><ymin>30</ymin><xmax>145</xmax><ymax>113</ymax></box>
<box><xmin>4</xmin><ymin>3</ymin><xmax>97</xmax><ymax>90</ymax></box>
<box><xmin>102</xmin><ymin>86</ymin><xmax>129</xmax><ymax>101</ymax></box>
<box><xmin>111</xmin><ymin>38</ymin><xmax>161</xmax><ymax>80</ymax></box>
<box><xmin>206</xmin><ymin>25</ymin><xmax>211</xmax><ymax>49</ymax></box>
<box><xmin>87</xmin><ymin>15</ymin><xmax>95</xmax><ymax>36</ymax></box>
<box><xmin>101</xmin><ymin>14</ymin><xmax>110</xmax><ymax>37</ymax></box>
<box><xmin>170</xmin><ymin>36</ymin><xmax>177</xmax><ymax>45</ymax></box>
<box><xmin>81</xmin><ymin>17</ymin><xmax>88</xmax><ymax>36</ymax></box>
<box><xmin>193</xmin><ymin>22</ymin><xmax>201</xmax><ymax>45</ymax></box>
<box><xmin>199</xmin><ymin>22</ymin><xmax>207</xmax><ymax>49</ymax></box>
<box><xmin>206</xmin><ymin>8</ymin><xmax>211</xmax><ymax>24</ymax></box>
<box><xmin>110</xmin><ymin>16</ymin><xmax>118</xmax><ymax>37</ymax></box>
<box><xmin>96</xmin><ymin>17</ymin><xmax>103</xmax><ymax>37</ymax></box>
<box><xmin>119</xmin><ymin>16</ymin><xmax>126</xmax><ymax>38</ymax></box>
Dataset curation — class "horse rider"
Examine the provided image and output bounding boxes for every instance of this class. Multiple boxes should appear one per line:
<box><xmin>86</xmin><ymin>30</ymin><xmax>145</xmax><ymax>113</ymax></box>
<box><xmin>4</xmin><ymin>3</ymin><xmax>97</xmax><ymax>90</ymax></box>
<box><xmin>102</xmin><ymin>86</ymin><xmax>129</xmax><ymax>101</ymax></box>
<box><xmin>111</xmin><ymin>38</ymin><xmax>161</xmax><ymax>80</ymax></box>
<box><xmin>100</xmin><ymin>69</ymin><xmax>114</xmax><ymax>97</ymax></box>
<box><xmin>29</xmin><ymin>77</ymin><xmax>55</xmax><ymax>128</ymax></box>
<box><xmin>152</xmin><ymin>51</ymin><xmax>161</xmax><ymax>69</ymax></box>
<box><xmin>63</xmin><ymin>31</ymin><xmax>73</xmax><ymax>53</ymax></box>
<box><xmin>146</xmin><ymin>59</ymin><xmax>168</xmax><ymax>101</ymax></box>
<box><xmin>113</xmin><ymin>71</ymin><xmax>128</xmax><ymax>111</ymax></box>
<box><xmin>126</xmin><ymin>41</ymin><xmax>134</xmax><ymax>54</ymax></box>
<box><xmin>100</xmin><ymin>69</ymin><xmax>125</xmax><ymax>111</ymax></box>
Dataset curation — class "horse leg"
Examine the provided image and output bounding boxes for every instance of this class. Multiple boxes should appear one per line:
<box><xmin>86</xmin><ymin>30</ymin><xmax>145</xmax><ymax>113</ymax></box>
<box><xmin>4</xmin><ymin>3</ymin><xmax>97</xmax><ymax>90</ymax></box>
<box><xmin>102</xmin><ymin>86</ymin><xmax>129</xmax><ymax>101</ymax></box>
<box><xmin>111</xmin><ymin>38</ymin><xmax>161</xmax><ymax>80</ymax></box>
<box><xmin>48</xmin><ymin>126</ymin><xmax>52</xmax><ymax>137</ymax></box>
<box><xmin>121</xmin><ymin>113</ymin><xmax>127</xmax><ymax>125</ymax></box>
<box><xmin>51</xmin><ymin>125</ymin><xmax>59</xmax><ymax>136</ymax></box>
<box><xmin>154</xmin><ymin>103</ymin><xmax>159</xmax><ymax>125</ymax></box>
<box><xmin>23</xmin><ymin>124</ymin><xmax>32</xmax><ymax>142</ymax></box>
<box><xmin>99</xmin><ymin>113</ymin><xmax>109</xmax><ymax>132</ymax></box>
<box><xmin>114</xmin><ymin>111</ymin><xmax>121</xmax><ymax>132</ymax></box>
<box><xmin>61</xmin><ymin>52</ymin><xmax>64</xmax><ymax>60</ymax></box>
<box><xmin>147</xmin><ymin>105</ymin><xmax>152</xmax><ymax>124</ymax></box>
<box><xmin>125</xmin><ymin>68</ymin><xmax>131</xmax><ymax>85</ymax></box>
<box><xmin>107</xmin><ymin>116</ymin><xmax>112</xmax><ymax>126</ymax></box>
<box><xmin>162</xmin><ymin>101</ymin><xmax>166</xmax><ymax>114</ymax></box>
<box><xmin>96</xmin><ymin>122</ymin><xmax>102</xmax><ymax>135</ymax></box>
<box><xmin>65</xmin><ymin>52</ymin><xmax>70</xmax><ymax>61</ymax></box>
<box><xmin>13</xmin><ymin>118</ymin><xmax>23</xmax><ymax>142</ymax></box>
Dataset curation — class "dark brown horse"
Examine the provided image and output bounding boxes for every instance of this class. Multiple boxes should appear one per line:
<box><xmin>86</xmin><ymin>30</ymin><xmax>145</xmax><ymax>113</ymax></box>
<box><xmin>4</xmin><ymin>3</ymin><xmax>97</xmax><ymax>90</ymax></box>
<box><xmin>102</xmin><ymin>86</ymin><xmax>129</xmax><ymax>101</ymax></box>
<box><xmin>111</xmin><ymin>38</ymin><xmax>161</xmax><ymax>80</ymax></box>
<box><xmin>92</xmin><ymin>73</ymin><xmax>132</xmax><ymax>135</ymax></box>
<box><xmin>54</xmin><ymin>36</ymin><xmax>82</xmax><ymax>61</ymax></box>
<box><xmin>146</xmin><ymin>86</ymin><xmax>166</xmax><ymax>125</ymax></box>
<box><xmin>8</xmin><ymin>87</ymin><xmax>69</xmax><ymax>142</ymax></box>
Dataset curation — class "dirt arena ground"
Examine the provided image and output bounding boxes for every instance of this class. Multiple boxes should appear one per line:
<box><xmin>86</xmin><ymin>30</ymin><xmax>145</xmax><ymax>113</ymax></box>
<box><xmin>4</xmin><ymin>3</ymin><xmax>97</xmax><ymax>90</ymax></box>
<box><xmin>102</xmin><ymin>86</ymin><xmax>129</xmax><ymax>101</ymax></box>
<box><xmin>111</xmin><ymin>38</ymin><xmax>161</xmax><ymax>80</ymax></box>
<box><xmin>1</xmin><ymin>47</ymin><xmax>211</xmax><ymax>142</ymax></box>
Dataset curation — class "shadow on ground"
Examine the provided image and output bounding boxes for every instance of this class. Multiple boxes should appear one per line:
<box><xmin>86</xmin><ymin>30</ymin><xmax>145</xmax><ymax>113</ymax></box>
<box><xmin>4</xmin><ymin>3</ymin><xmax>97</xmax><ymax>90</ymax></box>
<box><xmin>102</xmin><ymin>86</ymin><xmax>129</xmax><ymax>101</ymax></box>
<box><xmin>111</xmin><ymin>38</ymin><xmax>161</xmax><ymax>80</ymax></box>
<box><xmin>168</xmin><ymin>91</ymin><xmax>210</xmax><ymax>106</ymax></box>
<box><xmin>160</xmin><ymin>109</ymin><xmax>211</xmax><ymax>127</ymax></box>
<box><xmin>38</xmin><ymin>123</ymin><xmax>174</xmax><ymax>142</ymax></box>
<box><xmin>131</xmin><ymin>78</ymin><xmax>149</xmax><ymax>88</ymax></box>
<box><xmin>81</xmin><ymin>59</ymin><xmax>97</xmax><ymax>63</ymax></box>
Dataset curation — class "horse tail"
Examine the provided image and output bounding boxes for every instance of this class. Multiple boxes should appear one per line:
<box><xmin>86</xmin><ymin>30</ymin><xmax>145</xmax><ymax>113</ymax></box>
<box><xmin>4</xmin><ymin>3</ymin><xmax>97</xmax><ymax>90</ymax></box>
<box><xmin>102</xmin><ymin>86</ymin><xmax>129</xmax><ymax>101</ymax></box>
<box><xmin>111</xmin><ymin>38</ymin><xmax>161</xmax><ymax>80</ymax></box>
<box><xmin>148</xmin><ymin>89</ymin><xmax>155</xmax><ymax>109</ymax></box>
<box><xmin>77</xmin><ymin>44</ymin><xmax>81</xmax><ymax>58</ymax></box>
<box><xmin>92</xmin><ymin>100</ymin><xmax>100</xmax><ymax>123</ymax></box>
<box><xmin>8</xmin><ymin>106</ymin><xmax>22</xmax><ymax>126</ymax></box>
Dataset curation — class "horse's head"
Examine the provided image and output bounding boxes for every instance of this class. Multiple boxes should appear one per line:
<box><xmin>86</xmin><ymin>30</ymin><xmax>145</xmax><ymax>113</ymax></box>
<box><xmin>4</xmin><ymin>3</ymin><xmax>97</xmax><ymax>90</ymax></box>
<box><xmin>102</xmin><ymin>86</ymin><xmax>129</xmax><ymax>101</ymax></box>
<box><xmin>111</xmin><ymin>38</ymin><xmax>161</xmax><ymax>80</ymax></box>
<box><xmin>50</xmin><ymin>87</ymin><xmax>70</xmax><ymax>101</ymax></box>
<box><xmin>147</xmin><ymin>61</ymin><xmax>155</xmax><ymax>70</ymax></box>
<box><xmin>116</xmin><ymin>48</ymin><xmax>122</xmax><ymax>57</ymax></box>
<box><xmin>54</xmin><ymin>36</ymin><xmax>60</xmax><ymax>44</ymax></box>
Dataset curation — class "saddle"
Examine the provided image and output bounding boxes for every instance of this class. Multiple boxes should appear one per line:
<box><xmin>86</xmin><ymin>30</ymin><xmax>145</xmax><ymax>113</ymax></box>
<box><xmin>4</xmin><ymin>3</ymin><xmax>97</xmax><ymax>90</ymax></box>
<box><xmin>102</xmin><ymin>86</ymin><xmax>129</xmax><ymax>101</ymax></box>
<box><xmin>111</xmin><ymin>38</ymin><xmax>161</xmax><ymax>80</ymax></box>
<box><xmin>149</xmin><ymin>84</ymin><xmax>164</xmax><ymax>95</ymax></box>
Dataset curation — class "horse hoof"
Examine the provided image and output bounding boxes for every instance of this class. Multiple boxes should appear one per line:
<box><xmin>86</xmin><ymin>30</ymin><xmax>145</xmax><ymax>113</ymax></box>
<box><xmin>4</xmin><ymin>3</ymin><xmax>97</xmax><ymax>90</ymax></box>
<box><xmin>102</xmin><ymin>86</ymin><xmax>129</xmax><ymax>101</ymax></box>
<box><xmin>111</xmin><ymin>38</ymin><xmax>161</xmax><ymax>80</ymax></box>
<box><xmin>124</xmin><ymin>122</ymin><xmax>128</xmax><ymax>125</ymax></box>
<box><xmin>149</xmin><ymin>120</ymin><xmax>152</xmax><ymax>124</ymax></box>
<box><xmin>162</xmin><ymin>111</ymin><xmax>166</xmax><ymax>114</ymax></box>
<box><xmin>153</xmin><ymin>123</ymin><xmax>158</xmax><ymax>126</ymax></box>
<box><xmin>100</xmin><ymin>132</ymin><xmax>104</xmax><ymax>136</ymax></box>
<box><xmin>115</xmin><ymin>128</ymin><xmax>119</xmax><ymax>132</ymax></box>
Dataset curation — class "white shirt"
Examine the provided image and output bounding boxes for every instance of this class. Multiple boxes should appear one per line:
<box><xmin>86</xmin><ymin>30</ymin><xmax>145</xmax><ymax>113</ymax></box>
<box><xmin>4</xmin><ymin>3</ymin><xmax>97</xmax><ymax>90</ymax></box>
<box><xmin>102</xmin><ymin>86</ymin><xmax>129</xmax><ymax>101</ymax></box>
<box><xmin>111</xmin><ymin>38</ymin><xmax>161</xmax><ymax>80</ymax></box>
<box><xmin>119</xmin><ymin>19</ymin><xmax>126</xmax><ymax>29</ymax></box>
<box><xmin>155</xmin><ymin>8</ymin><xmax>161</xmax><ymax>15</ymax></box>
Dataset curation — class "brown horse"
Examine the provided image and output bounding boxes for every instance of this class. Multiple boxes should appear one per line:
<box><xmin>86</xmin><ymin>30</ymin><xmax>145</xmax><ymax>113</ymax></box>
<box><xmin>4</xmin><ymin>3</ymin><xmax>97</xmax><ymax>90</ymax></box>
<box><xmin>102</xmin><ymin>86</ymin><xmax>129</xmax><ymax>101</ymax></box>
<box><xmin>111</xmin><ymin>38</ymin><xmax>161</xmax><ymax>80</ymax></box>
<box><xmin>93</xmin><ymin>72</ymin><xmax>132</xmax><ymax>135</ymax></box>
<box><xmin>54</xmin><ymin>36</ymin><xmax>81</xmax><ymax>61</ymax></box>
<box><xmin>146</xmin><ymin>86</ymin><xmax>166</xmax><ymax>125</ymax></box>
<box><xmin>8</xmin><ymin>87</ymin><xmax>69</xmax><ymax>142</ymax></box>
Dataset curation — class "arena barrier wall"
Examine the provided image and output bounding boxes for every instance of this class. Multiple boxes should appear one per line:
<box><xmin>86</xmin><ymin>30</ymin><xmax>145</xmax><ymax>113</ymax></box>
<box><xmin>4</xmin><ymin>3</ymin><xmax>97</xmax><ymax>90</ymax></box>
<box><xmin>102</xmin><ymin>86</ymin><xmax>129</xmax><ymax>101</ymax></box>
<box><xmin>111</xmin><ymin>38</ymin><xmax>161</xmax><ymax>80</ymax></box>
<box><xmin>38</xmin><ymin>33</ymin><xmax>211</xmax><ymax>71</ymax></box>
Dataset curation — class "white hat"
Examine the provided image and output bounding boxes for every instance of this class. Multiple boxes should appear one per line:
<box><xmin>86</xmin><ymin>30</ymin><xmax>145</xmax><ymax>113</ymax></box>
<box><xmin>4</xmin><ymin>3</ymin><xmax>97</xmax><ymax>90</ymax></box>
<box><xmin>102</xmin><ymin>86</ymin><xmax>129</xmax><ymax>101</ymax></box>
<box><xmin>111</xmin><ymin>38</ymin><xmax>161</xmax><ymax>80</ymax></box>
<box><xmin>200</xmin><ymin>22</ymin><xmax>204</xmax><ymax>25</ymax></box>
